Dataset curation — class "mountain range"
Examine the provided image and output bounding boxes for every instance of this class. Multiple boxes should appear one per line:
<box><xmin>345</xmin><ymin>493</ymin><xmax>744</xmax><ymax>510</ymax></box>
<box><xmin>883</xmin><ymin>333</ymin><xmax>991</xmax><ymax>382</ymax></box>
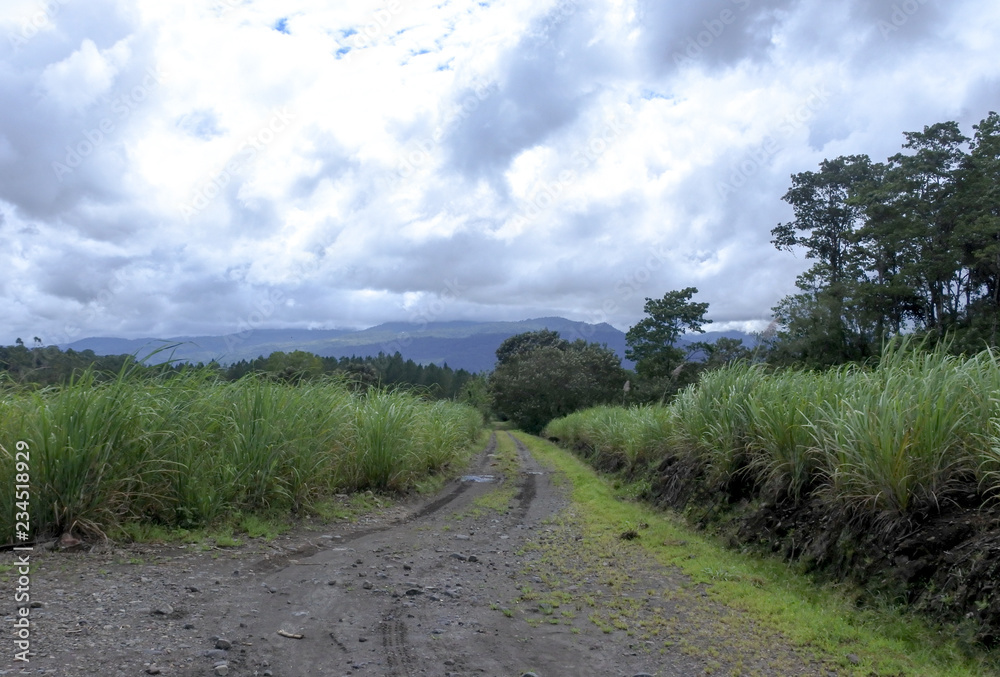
<box><xmin>61</xmin><ymin>318</ymin><xmax>753</xmax><ymax>374</ymax></box>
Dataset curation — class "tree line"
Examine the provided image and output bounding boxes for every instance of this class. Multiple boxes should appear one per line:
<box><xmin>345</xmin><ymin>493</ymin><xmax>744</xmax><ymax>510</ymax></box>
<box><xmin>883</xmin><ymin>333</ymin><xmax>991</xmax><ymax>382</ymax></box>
<box><xmin>768</xmin><ymin>112</ymin><xmax>1000</xmax><ymax>366</ymax></box>
<box><xmin>0</xmin><ymin>342</ymin><xmax>477</xmax><ymax>401</ymax></box>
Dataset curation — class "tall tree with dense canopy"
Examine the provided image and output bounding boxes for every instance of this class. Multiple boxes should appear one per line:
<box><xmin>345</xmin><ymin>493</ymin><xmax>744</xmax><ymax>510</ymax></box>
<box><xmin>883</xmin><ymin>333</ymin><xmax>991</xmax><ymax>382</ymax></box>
<box><xmin>768</xmin><ymin>113</ymin><xmax>1000</xmax><ymax>364</ymax></box>
<box><xmin>770</xmin><ymin>155</ymin><xmax>880</xmax><ymax>365</ymax></box>
<box><xmin>625</xmin><ymin>287</ymin><xmax>710</xmax><ymax>378</ymax></box>
<box><xmin>954</xmin><ymin>112</ymin><xmax>1000</xmax><ymax>347</ymax></box>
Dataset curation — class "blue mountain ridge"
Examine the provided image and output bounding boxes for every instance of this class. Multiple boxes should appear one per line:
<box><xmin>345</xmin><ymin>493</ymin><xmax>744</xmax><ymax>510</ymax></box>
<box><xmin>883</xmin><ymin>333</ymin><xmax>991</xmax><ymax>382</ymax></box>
<box><xmin>61</xmin><ymin>319</ymin><xmax>753</xmax><ymax>373</ymax></box>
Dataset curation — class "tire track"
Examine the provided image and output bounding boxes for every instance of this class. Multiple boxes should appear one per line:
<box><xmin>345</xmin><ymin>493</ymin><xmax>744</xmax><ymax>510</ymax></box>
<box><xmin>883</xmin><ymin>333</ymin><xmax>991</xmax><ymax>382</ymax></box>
<box><xmin>252</xmin><ymin>433</ymin><xmax>498</xmax><ymax>573</ymax></box>
<box><xmin>508</xmin><ymin>432</ymin><xmax>538</xmax><ymax>520</ymax></box>
<box><xmin>380</xmin><ymin>614</ymin><xmax>415</xmax><ymax>677</ymax></box>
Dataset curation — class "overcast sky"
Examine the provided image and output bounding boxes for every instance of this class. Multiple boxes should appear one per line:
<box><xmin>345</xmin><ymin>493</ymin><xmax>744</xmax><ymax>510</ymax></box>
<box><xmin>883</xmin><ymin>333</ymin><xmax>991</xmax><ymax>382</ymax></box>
<box><xmin>2</xmin><ymin>0</ymin><xmax>999</xmax><ymax>345</ymax></box>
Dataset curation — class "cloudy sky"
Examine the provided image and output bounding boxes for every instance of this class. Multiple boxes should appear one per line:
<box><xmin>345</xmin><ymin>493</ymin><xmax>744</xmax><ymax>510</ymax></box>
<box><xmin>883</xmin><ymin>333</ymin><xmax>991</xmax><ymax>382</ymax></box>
<box><xmin>2</xmin><ymin>0</ymin><xmax>999</xmax><ymax>345</ymax></box>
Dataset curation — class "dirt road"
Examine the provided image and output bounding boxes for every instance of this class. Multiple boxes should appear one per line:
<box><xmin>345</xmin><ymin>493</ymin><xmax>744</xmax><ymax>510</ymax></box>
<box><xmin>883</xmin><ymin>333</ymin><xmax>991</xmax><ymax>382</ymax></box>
<box><xmin>3</xmin><ymin>433</ymin><xmax>836</xmax><ymax>676</ymax></box>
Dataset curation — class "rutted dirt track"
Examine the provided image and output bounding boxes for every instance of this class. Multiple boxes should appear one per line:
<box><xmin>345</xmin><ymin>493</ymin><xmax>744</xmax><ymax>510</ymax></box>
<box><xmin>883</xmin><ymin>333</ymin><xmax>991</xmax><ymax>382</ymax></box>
<box><xmin>3</xmin><ymin>434</ymin><xmax>838</xmax><ymax>676</ymax></box>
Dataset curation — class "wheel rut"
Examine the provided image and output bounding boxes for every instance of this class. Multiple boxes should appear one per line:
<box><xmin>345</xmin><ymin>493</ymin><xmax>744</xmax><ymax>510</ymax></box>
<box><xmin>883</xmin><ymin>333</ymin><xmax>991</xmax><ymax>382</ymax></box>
<box><xmin>380</xmin><ymin>614</ymin><xmax>415</xmax><ymax>677</ymax></box>
<box><xmin>509</xmin><ymin>432</ymin><xmax>539</xmax><ymax>521</ymax></box>
<box><xmin>251</xmin><ymin>433</ymin><xmax>498</xmax><ymax>574</ymax></box>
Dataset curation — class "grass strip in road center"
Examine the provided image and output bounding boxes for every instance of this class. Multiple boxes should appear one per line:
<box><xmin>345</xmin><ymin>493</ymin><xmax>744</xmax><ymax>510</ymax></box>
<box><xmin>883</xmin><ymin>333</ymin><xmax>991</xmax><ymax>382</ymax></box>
<box><xmin>514</xmin><ymin>432</ymin><xmax>996</xmax><ymax>677</ymax></box>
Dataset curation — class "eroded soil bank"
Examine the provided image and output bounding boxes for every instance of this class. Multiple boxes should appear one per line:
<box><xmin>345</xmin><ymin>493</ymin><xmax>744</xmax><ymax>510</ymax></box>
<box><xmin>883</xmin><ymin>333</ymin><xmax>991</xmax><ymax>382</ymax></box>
<box><xmin>1</xmin><ymin>433</ymin><xmax>843</xmax><ymax>676</ymax></box>
<box><xmin>567</xmin><ymin>442</ymin><xmax>1000</xmax><ymax>650</ymax></box>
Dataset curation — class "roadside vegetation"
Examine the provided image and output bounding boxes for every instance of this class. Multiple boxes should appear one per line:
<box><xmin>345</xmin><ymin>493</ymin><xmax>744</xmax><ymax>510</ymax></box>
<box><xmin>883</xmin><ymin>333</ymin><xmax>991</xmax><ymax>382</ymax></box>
<box><xmin>0</xmin><ymin>366</ymin><xmax>483</xmax><ymax>542</ymax></box>
<box><xmin>545</xmin><ymin>340</ymin><xmax>1000</xmax><ymax>515</ymax></box>
<box><xmin>520</xmin><ymin>432</ymin><xmax>998</xmax><ymax>676</ymax></box>
<box><xmin>543</xmin><ymin>341</ymin><xmax>1000</xmax><ymax>653</ymax></box>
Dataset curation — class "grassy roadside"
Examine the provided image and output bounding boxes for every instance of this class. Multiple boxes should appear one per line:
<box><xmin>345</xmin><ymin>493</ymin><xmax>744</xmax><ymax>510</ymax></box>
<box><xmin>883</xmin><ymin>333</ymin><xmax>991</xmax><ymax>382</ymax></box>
<box><xmin>515</xmin><ymin>431</ymin><xmax>998</xmax><ymax>677</ymax></box>
<box><xmin>0</xmin><ymin>370</ymin><xmax>484</xmax><ymax>541</ymax></box>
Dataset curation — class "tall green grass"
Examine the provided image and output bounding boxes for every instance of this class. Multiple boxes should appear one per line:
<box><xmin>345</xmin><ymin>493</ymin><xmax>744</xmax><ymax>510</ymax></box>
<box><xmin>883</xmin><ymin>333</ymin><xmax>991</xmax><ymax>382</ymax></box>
<box><xmin>0</xmin><ymin>370</ymin><xmax>482</xmax><ymax>540</ymax></box>
<box><xmin>546</xmin><ymin>342</ymin><xmax>1000</xmax><ymax>514</ymax></box>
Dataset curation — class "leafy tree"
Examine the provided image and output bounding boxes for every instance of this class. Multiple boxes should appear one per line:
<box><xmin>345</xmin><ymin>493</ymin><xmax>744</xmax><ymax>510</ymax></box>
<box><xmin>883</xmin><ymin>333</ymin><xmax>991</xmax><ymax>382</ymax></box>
<box><xmin>765</xmin><ymin>116</ymin><xmax>1000</xmax><ymax>363</ymax></box>
<box><xmin>953</xmin><ymin>111</ymin><xmax>1000</xmax><ymax>348</ymax></box>
<box><xmin>488</xmin><ymin>335</ymin><xmax>625</xmax><ymax>433</ymax></box>
<box><xmin>458</xmin><ymin>374</ymin><xmax>491</xmax><ymax>422</ymax></box>
<box><xmin>698</xmin><ymin>336</ymin><xmax>752</xmax><ymax>368</ymax></box>
<box><xmin>265</xmin><ymin>350</ymin><xmax>324</xmax><ymax>382</ymax></box>
<box><xmin>494</xmin><ymin>329</ymin><xmax>566</xmax><ymax>366</ymax></box>
<box><xmin>770</xmin><ymin>155</ymin><xmax>881</xmax><ymax>365</ymax></box>
<box><xmin>877</xmin><ymin>122</ymin><xmax>970</xmax><ymax>335</ymax></box>
<box><xmin>625</xmin><ymin>287</ymin><xmax>710</xmax><ymax>378</ymax></box>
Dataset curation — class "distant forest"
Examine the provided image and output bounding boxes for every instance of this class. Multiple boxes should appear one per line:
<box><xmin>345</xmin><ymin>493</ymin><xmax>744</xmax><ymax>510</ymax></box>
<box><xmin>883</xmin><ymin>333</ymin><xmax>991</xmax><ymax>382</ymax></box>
<box><xmin>0</xmin><ymin>342</ymin><xmax>476</xmax><ymax>400</ymax></box>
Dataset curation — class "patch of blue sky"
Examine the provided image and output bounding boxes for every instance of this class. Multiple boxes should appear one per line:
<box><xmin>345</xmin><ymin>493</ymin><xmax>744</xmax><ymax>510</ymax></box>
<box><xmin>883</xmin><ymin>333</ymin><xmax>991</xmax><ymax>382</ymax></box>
<box><xmin>640</xmin><ymin>89</ymin><xmax>672</xmax><ymax>101</ymax></box>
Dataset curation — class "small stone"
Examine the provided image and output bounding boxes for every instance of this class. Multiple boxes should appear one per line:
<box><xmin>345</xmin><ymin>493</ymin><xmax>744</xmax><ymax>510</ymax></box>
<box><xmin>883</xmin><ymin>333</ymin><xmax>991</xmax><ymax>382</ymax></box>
<box><xmin>29</xmin><ymin>601</ymin><xmax>44</xmax><ymax>608</ymax></box>
<box><xmin>215</xmin><ymin>665</ymin><xmax>229</xmax><ymax>676</ymax></box>
<box><xmin>359</xmin><ymin>637</ymin><xmax>368</xmax><ymax>643</ymax></box>
<box><xmin>362</xmin><ymin>581</ymin><xmax>373</xmax><ymax>590</ymax></box>
<box><xmin>450</xmin><ymin>553</ymin><xmax>467</xmax><ymax>561</ymax></box>
<box><xmin>847</xmin><ymin>653</ymin><xmax>860</xmax><ymax>665</ymax></box>
<box><xmin>634</xmin><ymin>673</ymin><xmax>655</xmax><ymax>677</ymax></box>
<box><xmin>58</xmin><ymin>532</ymin><xmax>83</xmax><ymax>550</ymax></box>
<box><xmin>145</xmin><ymin>666</ymin><xmax>161</xmax><ymax>675</ymax></box>
<box><xmin>403</xmin><ymin>564</ymin><xmax>412</xmax><ymax>571</ymax></box>
<box><xmin>152</xmin><ymin>605</ymin><xmax>173</xmax><ymax>616</ymax></box>
<box><xmin>454</xmin><ymin>534</ymin><xmax>471</xmax><ymax>541</ymax></box>
<box><xmin>467</xmin><ymin>555</ymin><xmax>478</xmax><ymax>563</ymax></box>
<box><xmin>404</xmin><ymin>588</ymin><xmax>423</xmax><ymax>596</ymax></box>
<box><xmin>431</xmin><ymin>628</ymin><xmax>444</xmax><ymax>634</ymax></box>
<box><xmin>521</xmin><ymin>673</ymin><xmax>538</xmax><ymax>677</ymax></box>
<box><xmin>203</xmin><ymin>649</ymin><xmax>228</xmax><ymax>659</ymax></box>
<box><xmin>215</xmin><ymin>638</ymin><xmax>232</xmax><ymax>650</ymax></box>
<box><xmin>183</xmin><ymin>623</ymin><xmax>195</xmax><ymax>629</ymax></box>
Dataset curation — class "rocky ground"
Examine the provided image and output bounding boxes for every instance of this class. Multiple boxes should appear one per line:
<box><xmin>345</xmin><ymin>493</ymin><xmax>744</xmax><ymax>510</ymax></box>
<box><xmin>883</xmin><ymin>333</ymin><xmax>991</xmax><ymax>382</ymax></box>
<box><xmin>2</xmin><ymin>433</ymin><xmax>841</xmax><ymax>676</ymax></box>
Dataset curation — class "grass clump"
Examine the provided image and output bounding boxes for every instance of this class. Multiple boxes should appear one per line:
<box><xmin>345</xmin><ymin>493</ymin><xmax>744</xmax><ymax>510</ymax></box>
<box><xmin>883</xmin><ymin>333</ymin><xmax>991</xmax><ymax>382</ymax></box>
<box><xmin>546</xmin><ymin>341</ymin><xmax>1000</xmax><ymax>513</ymax></box>
<box><xmin>0</xmin><ymin>368</ymin><xmax>483</xmax><ymax>541</ymax></box>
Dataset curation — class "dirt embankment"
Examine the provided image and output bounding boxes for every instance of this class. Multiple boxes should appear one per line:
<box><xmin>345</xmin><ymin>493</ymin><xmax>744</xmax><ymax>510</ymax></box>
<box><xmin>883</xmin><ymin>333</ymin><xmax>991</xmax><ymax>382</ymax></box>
<box><xmin>2</xmin><ymin>433</ymin><xmax>843</xmax><ymax>676</ymax></box>
<box><xmin>563</xmin><ymin>442</ymin><xmax>1000</xmax><ymax>649</ymax></box>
